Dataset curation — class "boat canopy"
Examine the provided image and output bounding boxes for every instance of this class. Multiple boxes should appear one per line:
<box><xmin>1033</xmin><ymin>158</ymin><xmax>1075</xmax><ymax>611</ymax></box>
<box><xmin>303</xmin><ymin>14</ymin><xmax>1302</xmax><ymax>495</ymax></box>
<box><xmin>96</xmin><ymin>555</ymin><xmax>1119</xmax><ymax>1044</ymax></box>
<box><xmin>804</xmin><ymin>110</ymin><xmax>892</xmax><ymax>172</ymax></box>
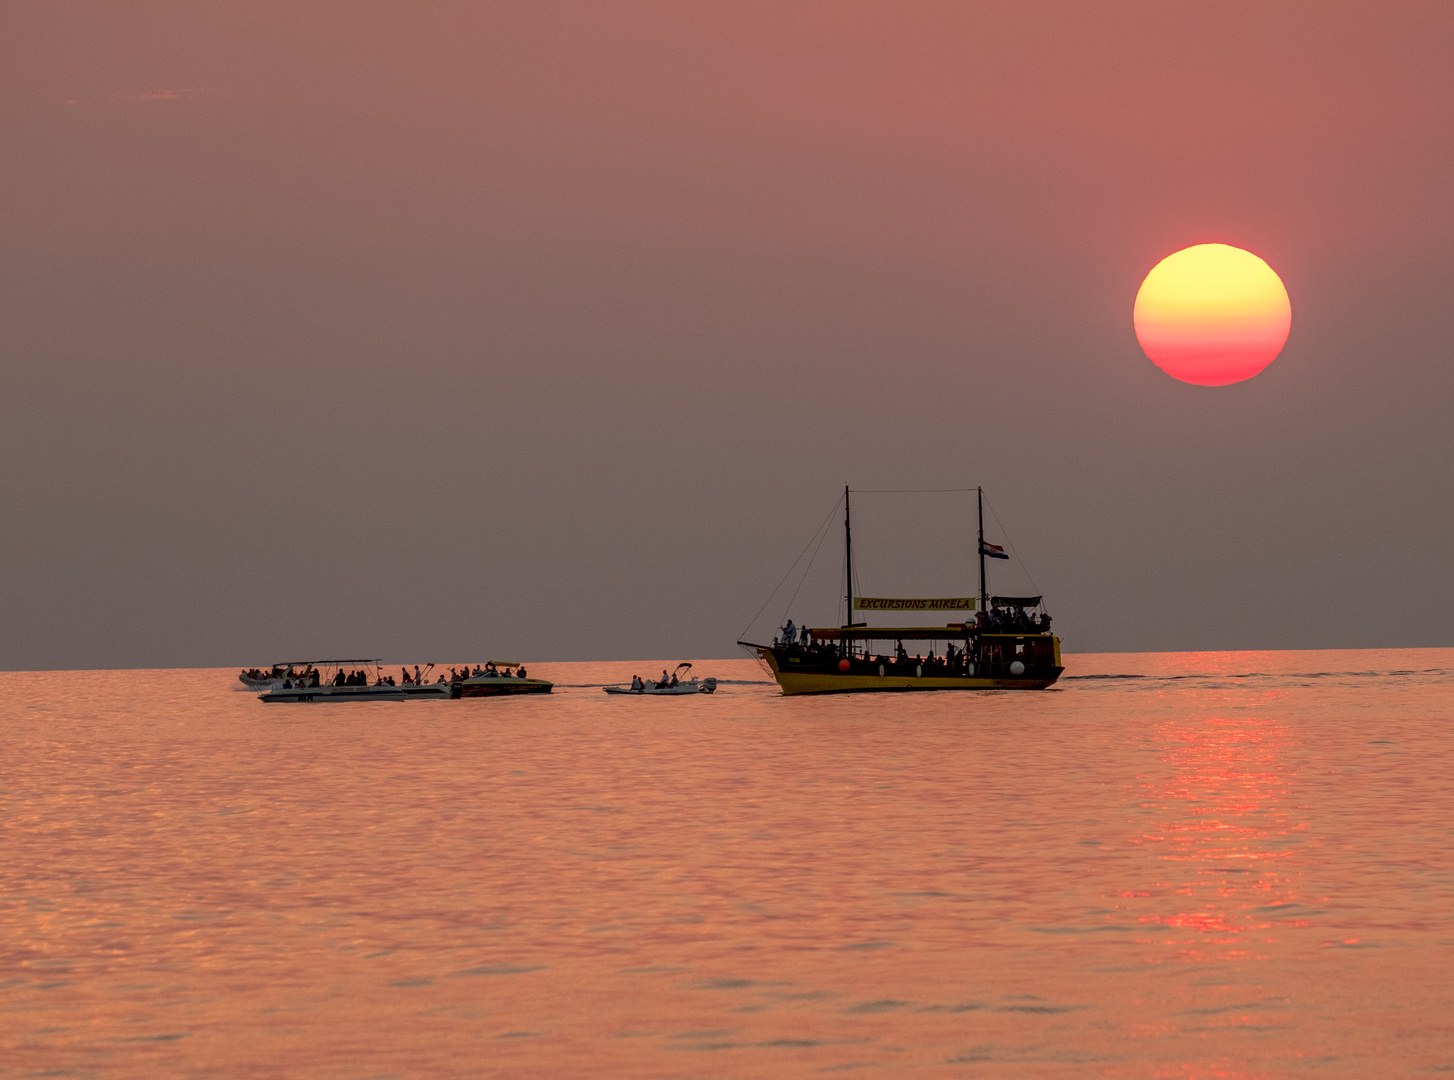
<box><xmin>990</xmin><ymin>596</ymin><xmax>1042</xmax><ymax>608</ymax></box>
<box><xmin>272</xmin><ymin>659</ymin><xmax>382</xmax><ymax>666</ymax></box>
<box><xmin>809</xmin><ymin>625</ymin><xmax>972</xmax><ymax>641</ymax></box>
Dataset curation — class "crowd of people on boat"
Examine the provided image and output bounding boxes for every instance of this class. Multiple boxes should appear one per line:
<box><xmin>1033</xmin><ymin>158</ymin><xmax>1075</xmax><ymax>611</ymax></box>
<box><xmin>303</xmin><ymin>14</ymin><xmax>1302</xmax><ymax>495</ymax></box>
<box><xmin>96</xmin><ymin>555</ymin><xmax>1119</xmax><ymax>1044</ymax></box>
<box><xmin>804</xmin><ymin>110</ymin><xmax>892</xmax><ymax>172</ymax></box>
<box><xmin>259</xmin><ymin>662</ymin><xmax>534</xmax><ymax>690</ymax></box>
<box><xmin>626</xmin><ymin>669</ymin><xmax>680</xmax><ymax>691</ymax></box>
<box><xmin>768</xmin><ymin>638</ymin><xmax>976</xmax><ymax>675</ymax></box>
<box><xmin>773</xmin><ymin>606</ymin><xmax>1050</xmax><ymax>652</ymax></box>
<box><xmin>978</xmin><ymin>607</ymin><xmax>1052</xmax><ymax>633</ymax></box>
<box><xmin>879</xmin><ymin>641</ymin><xmax>972</xmax><ymax>675</ymax></box>
<box><xmin>775</xmin><ymin>621</ymin><xmax>814</xmax><ymax>647</ymax></box>
<box><xmin>241</xmin><ymin>666</ymin><xmax>291</xmax><ymax>681</ymax></box>
<box><xmin>447</xmin><ymin>664</ymin><xmax>527</xmax><ymax>681</ymax></box>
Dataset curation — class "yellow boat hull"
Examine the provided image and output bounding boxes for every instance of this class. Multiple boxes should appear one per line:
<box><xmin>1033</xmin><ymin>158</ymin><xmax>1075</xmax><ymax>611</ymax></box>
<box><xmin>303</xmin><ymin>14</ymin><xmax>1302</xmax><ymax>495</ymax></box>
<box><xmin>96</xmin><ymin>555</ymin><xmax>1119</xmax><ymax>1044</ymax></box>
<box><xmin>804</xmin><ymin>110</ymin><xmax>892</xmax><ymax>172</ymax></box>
<box><xmin>757</xmin><ymin>643</ymin><xmax>1062</xmax><ymax>696</ymax></box>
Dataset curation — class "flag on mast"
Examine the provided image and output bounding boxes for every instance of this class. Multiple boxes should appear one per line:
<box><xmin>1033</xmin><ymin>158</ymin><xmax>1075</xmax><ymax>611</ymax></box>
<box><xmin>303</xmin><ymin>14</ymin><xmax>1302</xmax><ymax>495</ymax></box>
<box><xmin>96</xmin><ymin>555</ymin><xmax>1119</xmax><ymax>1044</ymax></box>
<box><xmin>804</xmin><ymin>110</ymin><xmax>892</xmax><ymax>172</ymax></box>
<box><xmin>980</xmin><ymin>540</ymin><xmax>1009</xmax><ymax>560</ymax></box>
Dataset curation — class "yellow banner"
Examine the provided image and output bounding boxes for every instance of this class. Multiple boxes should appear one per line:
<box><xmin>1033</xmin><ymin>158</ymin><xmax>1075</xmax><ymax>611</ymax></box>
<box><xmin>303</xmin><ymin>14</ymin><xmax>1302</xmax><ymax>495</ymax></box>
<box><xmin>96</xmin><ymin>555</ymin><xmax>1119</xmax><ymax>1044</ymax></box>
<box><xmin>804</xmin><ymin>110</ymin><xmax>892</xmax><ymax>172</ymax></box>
<box><xmin>854</xmin><ymin>597</ymin><xmax>976</xmax><ymax>611</ymax></box>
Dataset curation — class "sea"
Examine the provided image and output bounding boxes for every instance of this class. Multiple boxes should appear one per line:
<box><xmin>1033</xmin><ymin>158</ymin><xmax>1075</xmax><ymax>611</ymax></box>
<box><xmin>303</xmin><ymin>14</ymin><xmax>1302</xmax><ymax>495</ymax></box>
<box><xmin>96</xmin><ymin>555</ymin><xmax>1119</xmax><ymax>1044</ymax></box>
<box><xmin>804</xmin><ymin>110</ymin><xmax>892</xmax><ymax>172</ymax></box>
<box><xmin>2</xmin><ymin>648</ymin><xmax>1451</xmax><ymax>1078</ymax></box>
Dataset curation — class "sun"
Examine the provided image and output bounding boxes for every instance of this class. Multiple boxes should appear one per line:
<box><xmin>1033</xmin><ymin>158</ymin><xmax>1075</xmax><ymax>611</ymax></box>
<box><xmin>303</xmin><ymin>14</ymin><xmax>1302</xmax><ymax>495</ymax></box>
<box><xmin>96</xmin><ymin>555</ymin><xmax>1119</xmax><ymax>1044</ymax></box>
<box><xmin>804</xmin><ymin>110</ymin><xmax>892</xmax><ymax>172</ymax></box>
<box><xmin>1134</xmin><ymin>244</ymin><xmax>1291</xmax><ymax>387</ymax></box>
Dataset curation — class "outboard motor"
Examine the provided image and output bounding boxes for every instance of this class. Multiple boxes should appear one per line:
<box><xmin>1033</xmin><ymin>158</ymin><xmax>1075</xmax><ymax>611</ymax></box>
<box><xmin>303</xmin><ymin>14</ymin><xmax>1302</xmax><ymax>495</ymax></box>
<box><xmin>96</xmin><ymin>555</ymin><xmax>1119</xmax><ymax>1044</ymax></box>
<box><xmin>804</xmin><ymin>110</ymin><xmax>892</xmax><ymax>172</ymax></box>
<box><xmin>701</xmin><ymin>677</ymin><xmax>717</xmax><ymax>694</ymax></box>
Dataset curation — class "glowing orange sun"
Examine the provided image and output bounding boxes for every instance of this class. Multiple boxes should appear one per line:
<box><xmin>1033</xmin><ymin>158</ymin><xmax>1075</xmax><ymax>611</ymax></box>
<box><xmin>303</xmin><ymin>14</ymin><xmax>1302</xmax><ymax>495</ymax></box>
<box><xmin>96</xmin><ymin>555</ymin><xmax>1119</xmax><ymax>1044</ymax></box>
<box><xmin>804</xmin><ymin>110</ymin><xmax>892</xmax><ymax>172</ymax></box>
<box><xmin>1134</xmin><ymin>243</ymin><xmax>1291</xmax><ymax>386</ymax></box>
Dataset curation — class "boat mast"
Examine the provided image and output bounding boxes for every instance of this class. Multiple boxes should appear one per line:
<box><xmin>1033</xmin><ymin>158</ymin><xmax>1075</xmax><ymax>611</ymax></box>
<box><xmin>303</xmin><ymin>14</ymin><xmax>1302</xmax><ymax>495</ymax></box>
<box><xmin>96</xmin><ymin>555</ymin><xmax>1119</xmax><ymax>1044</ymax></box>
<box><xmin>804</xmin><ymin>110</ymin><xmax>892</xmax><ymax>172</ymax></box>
<box><xmin>843</xmin><ymin>484</ymin><xmax>854</xmax><ymax>630</ymax></box>
<box><xmin>977</xmin><ymin>486</ymin><xmax>988</xmax><ymax>614</ymax></box>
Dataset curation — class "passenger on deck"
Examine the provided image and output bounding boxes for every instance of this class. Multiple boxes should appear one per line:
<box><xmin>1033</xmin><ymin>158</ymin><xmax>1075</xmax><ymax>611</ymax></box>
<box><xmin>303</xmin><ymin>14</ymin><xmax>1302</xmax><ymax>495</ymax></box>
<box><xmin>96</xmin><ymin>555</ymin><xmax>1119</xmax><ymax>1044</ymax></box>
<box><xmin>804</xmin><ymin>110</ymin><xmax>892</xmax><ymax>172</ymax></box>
<box><xmin>800</xmin><ymin>625</ymin><xmax>811</xmax><ymax>646</ymax></box>
<box><xmin>631</xmin><ymin>675</ymin><xmax>644</xmax><ymax>691</ymax></box>
<box><xmin>668</xmin><ymin>670</ymin><xmax>679</xmax><ymax>688</ymax></box>
<box><xmin>333</xmin><ymin>669</ymin><xmax>346</xmax><ymax>686</ymax></box>
<box><xmin>401</xmin><ymin>668</ymin><xmax>412</xmax><ymax>684</ymax></box>
<box><xmin>895</xmin><ymin>639</ymin><xmax>907</xmax><ymax>664</ymax></box>
<box><xmin>517</xmin><ymin>666</ymin><xmax>527</xmax><ymax>678</ymax></box>
<box><xmin>657</xmin><ymin>669</ymin><xmax>669</xmax><ymax>689</ymax></box>
<box><xmin>782</xmin><ymin>620</ymin><xmax>796</xmax><ymax>646</ymax></box>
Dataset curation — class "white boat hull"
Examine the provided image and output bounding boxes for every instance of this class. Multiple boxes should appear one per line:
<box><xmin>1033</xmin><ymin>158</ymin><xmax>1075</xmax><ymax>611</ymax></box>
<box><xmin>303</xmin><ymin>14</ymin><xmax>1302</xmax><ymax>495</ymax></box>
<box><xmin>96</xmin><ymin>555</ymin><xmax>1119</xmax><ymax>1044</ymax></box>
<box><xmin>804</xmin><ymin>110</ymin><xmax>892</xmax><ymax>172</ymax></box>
<box><xmin>603</xmin><ymin>679</ymin><xmax>716</xmax><ymax>696</ymax></box>
<box><xmin>259</xmin><ymin>683</ymin><xmax>454</xmax><ymax>703</ymax></box>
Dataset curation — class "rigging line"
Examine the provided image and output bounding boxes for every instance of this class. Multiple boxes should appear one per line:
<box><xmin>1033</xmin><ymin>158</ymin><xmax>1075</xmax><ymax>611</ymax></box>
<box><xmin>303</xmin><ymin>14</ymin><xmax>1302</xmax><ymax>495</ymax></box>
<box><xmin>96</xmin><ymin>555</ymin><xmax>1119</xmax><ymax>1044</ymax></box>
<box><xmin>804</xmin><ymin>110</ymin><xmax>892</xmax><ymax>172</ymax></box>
<box><xmin>852</xmin><ymin>487</ymin><xmax>979</xmax><ymax>493</ymax></box>
<box><xmin>739</xmin><ymin>493</ymin><xmax>843</xmax><ymax>638</ymax></box>
<box><xmin>983</xmin><ymin>495</ymin><xmax>1044</xmax><ymax>604</ymax></box>
<box><xmin>783</xmin><ymin>505</ymin><xmax>837</xmax><ymax>627</ymax></box>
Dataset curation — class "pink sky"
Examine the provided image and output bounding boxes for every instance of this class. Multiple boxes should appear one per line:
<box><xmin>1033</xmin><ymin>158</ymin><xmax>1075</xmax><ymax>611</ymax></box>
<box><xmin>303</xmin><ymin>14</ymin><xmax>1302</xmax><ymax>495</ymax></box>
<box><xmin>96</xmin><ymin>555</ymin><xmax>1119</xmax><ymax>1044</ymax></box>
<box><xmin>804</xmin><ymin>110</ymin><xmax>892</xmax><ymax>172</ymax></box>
<box><xmin>1</xmin><ymin>3</ymin><xmax>1452</xmax><ymax>665</ymax></box>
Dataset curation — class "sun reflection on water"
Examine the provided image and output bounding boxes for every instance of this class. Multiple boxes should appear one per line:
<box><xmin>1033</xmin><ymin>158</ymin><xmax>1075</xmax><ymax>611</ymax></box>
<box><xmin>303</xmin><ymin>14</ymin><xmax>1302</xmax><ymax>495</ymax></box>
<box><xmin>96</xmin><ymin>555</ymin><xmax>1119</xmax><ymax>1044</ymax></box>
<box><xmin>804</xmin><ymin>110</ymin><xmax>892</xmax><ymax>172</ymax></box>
<box><xmin>1131</xmin><ymin>711</ymin><xmax>1307</xmax><ymax>960</ymax></box>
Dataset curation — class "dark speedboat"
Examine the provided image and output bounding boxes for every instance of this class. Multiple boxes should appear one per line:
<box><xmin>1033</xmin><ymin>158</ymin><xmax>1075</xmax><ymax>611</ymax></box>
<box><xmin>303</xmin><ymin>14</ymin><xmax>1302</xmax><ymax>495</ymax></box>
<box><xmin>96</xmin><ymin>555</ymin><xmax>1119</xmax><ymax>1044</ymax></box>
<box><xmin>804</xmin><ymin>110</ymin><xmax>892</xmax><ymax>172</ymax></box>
<box><xmin>457</xmin><ymin>662</ymin><xmax>553</xmax><ymax>697</ymax></box>
<box><xmin>738</xmin><ymin>487</ymin><xmax>1064</xmax><ymax>696</ymax></box>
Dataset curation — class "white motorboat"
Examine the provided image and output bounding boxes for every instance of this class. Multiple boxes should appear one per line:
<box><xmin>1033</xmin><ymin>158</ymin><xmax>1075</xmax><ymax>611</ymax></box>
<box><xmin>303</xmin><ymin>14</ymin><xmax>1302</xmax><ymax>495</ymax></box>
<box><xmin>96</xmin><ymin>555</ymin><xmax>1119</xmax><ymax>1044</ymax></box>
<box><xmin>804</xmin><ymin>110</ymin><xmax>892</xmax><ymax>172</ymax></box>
<box><xmin>257</xmin><ymin>660</ymin><xmax>454</xmax><ymax>703</ymax></box>
<box><xmin>603</xmin><ymin>663</ymin><xmax>717</xmax><ymax>695</ymax></box>
<box><xmin>261</xmin><ymin>682</ymin><xmax>455</xmax><ymax>703</ymax></box>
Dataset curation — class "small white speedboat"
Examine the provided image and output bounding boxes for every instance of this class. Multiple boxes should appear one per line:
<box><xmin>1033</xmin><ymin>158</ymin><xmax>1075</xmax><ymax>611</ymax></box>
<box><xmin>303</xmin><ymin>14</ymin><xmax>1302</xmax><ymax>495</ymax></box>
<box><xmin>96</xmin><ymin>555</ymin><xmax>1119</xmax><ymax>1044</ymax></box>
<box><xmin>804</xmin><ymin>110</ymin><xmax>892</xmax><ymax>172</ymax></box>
<box><xmin>604</xmin><ymin>663</ymin><xmax>717</xmax><ymax>695</ymax></box>
<box><xmin>239</xmin><ymin>662</ymin><xmax>315</xmax><ymax>691</ymax></box>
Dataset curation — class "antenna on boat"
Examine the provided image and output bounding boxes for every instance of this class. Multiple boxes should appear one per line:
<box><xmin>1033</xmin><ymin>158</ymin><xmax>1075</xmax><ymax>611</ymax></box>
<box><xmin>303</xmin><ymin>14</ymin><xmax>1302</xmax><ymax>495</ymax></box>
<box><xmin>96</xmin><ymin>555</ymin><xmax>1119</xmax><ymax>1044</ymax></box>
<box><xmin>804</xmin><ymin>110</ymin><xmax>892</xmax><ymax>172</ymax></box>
<box><xmin>843</xmin><ymin>484</ymin><xmax>854</xmax><ymax>633</ymax></box>
<box><xmin>978</xmin><ymin>486</ymin><xmax>988</xmax><ymax>614</ymax></box>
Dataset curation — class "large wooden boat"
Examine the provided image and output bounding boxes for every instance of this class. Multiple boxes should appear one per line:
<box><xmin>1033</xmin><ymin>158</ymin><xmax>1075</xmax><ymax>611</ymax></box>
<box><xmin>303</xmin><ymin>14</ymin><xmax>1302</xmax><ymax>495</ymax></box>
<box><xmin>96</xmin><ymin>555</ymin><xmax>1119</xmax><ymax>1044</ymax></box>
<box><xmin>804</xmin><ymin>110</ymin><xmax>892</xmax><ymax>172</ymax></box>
<box><xmin>739</xmin><ymin>487</ymin><xmax>1063</xmax><ymax>696</ymax></box>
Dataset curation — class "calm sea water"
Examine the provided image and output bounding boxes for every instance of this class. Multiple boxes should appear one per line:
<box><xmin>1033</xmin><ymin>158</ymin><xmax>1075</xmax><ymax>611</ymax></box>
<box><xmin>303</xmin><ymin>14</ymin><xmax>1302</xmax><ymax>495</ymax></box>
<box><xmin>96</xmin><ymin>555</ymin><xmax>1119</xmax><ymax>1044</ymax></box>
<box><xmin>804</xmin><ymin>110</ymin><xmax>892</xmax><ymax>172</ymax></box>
<box><xmin>2</xmin><ymin>649</ymin><xmax>1451</xmax><ymax>1078</ymax></box>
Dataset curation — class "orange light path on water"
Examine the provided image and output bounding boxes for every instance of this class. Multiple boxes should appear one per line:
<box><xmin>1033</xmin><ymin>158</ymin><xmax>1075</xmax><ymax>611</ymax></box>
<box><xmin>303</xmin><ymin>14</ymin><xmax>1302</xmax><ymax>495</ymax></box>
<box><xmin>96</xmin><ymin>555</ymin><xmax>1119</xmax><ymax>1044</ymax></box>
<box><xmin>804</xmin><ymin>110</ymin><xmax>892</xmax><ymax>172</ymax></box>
<box><xmin>1134</xmin><ymin>243</ymin><xmax>1292</xmax><ymax>386</ymax></box>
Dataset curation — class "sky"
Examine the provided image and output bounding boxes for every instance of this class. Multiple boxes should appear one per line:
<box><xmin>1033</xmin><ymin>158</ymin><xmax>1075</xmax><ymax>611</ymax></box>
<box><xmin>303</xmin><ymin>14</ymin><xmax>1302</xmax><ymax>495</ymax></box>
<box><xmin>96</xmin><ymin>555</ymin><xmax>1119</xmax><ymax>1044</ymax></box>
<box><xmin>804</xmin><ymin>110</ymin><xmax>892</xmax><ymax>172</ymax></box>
<box><xmin>2</xmin><ymin>1</ymin><xmax>1452</xmax><ymax>669</ymax></box>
